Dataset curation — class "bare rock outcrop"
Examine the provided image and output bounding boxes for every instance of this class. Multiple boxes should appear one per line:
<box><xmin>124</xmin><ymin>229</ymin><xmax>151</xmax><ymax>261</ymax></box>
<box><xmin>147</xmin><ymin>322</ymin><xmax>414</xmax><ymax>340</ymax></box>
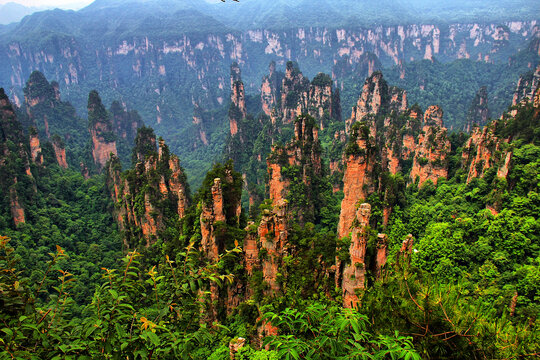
<box><xmin>88</xmin><ymin>90</ymin><xmax>117</xmax><ymax>171</ymax></box>
<box><xmin>409</xmin><ymin>106</ymin><xmax>451</xmax><ymax>186</ymax></box>
<box><xmin>29</xmin><ymin>128</ymin><xmax>43</xmax><ymax>165</ymax></box>
<box><xmin>51</xmin><ymin>135</ymin><xmax>68</xmax><ymax>169</ymax></box>
<box><xmin>267</xmin><ymin>114</ymin><xmax>322</xmax><ymax>223</ymax></box>
<box><xmin>464</xmin><ymin>86</ymin><xmax>490</xmax><ymax>132</ymax></box>
<box><xmin>107</xmin><ymin>130</ymin><xmax>189</xmax><ymax>248</ymax></box>
<box><xmin>341</xmin><ymin>203</ymin><xmax>371</xmax><ymax>308</ymax></box>
<box><xmin>229</xmin><ymin>62</ymin><xmax>247</xmax><ymax>136</ymax></box>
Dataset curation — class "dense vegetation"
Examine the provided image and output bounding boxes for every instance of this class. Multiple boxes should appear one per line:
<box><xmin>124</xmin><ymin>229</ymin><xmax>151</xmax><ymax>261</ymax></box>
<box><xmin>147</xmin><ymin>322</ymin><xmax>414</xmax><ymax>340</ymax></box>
<box><xmin>2</xmin><ymin>88</ymin><xmax>539</xmax><ymax>358</ymax></box>
<box><xmin>1</xmin><ymin>23</ymin><xmax>539</xmax><ymax>357</ymax></box>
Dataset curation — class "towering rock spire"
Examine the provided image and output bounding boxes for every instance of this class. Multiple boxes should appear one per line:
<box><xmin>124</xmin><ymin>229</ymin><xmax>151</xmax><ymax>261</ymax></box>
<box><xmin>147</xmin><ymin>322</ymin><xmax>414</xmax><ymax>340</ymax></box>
<box><xmin>261</xmin><ymin>61</ymin><xmax>282</xmax><ymax>117</ymax></box>
<box><xmin>337</xmin><ymin>122</ymin><xmax>376</xmax><ymax>239</ymax></box>
<box><xmin>109</xmin><ymin>100</ymin><xmax>144</xmax><ymax>145</ymax></box>
<box><xmin>512</xmin><ymin>65</ymin><xmax>540</xmax><ymax>109</ymax></box>
<box><xmin>409</xmin><ymin>106</ymin><xmax>451</xmax><ymax>186</ymax></box>
<box><xmin>51</xmin><ymin>134</ymin><xmax>68</xmax><ymax>169</ymax></box>
<box><xmin>280</xmin><ymin>61</ymin><xmax>310</xmax><ymax>124</ymax></box>
<box><xmin>464</xmin><ymin>86</ymin><xmax>489</xmax><ymax>132</ymax></box>
<box><xmin>106</xmin><ymin>128</ymin><xmax>189</xmax><ymax>248</ymax></box>
<box><xmin>341</xmin><ymin>203</ymin><xmax>371</xmax><ymax>308</ymax></box>
<box><xmin>346</xmin><ymin>71</ymin><xmax>407</xmax><ymax>132</ymax></box>
<box><xmin>29</xmin><ymin>127</ymin><xmax>43</xmax><ymax>165</ymax></box>
<box><xmin>0</xmin><ymin>88</ymin><xmax>33</xmax><ymax>226</ymax></box>
<box><xmin>267</xmin><ymin>114</ymin><xmax>322</xmax><ymax>223</ymax></box>
<box><xmin>338</xmin><ymin>72</ymin><xmax>450</xmax><ymax>244</ymax></box>
<box><xmin>88</xmin><ymin>90</ymin><xmax>117</xmax><ymax>171</ymax></box>
<box><xmin>229</xmin><ymin>62</ymin><xmax>247</xmax><ymax>137</ymax></box>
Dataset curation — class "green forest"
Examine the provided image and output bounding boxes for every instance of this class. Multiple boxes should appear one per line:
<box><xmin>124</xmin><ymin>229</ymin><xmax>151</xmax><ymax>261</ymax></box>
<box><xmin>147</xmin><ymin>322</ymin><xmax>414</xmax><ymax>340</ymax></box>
<box><xmin>0</xmin><ymin>1</ymin><xmax>539</xmax><ymax>353</ymax></box>
<box><xmin>1</xmin><ymin>57</ymin><xmax>539</xmax><ymax>358</ymax></box>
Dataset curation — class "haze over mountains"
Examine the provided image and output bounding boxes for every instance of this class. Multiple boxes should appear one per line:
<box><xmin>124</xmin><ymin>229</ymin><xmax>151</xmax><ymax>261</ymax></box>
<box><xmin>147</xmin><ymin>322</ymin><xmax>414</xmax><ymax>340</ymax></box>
<box><xmin>0</xmin><ymin>1</ymin><xmax>91</xmax><ymax>25</ymax></box>
<box><xmin>0</xmin><ymin>0</ymin><xmax>538</xmax><ymax>185</ymax></box>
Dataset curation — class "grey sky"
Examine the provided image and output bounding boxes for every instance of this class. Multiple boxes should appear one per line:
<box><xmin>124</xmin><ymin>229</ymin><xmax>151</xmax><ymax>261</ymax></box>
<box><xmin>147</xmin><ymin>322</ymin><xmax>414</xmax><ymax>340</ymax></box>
<box><xmin>0</xmin><ymin>0</ymin><xmax>93</xmax><ymax>9</ymax></box>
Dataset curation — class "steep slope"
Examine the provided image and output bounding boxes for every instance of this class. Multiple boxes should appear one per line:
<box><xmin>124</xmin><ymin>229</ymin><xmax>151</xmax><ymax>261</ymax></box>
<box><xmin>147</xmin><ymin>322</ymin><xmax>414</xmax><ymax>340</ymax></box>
<box><xmin>0</xmin><ymin>88</ymin><xmax>33</xmax><ymax>227</ymax></box>
<box><xmin>88</xmin><ymin>91</ymin><xmax>117</xmax><ymax>172</ymax></box>
<box><xmin>107</xmin><ymin>127</ymin><xmax>190</xmax><ymax>248</ymax></box>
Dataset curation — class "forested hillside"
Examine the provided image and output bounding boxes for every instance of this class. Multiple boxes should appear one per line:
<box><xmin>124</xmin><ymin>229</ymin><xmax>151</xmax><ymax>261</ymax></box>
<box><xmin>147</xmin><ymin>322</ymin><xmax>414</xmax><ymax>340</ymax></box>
<box><xmin>1</xmin><ymin>50</ymin><xmax>539</xmax><ymax>357</ymax></box>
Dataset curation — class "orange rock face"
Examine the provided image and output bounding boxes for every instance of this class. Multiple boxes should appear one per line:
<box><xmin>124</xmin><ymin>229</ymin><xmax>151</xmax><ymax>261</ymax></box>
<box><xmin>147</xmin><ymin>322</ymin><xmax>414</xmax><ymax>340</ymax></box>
<box><xmin>244</xmin><ymin>222</ymin><xmax>259</xmax><ymax>277</ymax></box>
<box><xmin>346</xmin><ymin>72</ymin><xmax>407</xmax><ymax>132</ymax></box>
<box><xmin>90</xmin><ymin>125</ymin><xmax>117</xmax><ymax>171</ymax></box>
<box><xmin>261</xmin><ymin>61</ymin><xmax>280</xmax><ymax>117</ymax></box>
<box><xmin>423</xmin><ymin>105</ymin><xmax>444</xmax><ymax>127</ymax></box>
<box><xmin>107</xmin><ymin>138</ymin><xmax>189</xmax><ymax>248</ymax></box>
<box><xmin>10</xmin><ymin>186</ymin><xmax>25</xmax><ymax>226</ymax></box>
<box><xmin>409</xmin><ymin>109</ymin><xmax>450</xmax><ymax>186</ymax></box>
<box><xmin>261</xmin><ymin>78</ymin><xmax>274</xmax><ymax>116</ymax></box>
<box><xmin>268</xmin><ymin>162</ymin><xmax>289</xmax><ymax>206</ymax></box>
<box><xmin>512</xmin><ymin>64</ymin><xmax>539</xmax><ymax>107</ymax></box>
<box><xmin>280</xmin><ymin>62</ymin><xmax>309</xmax><ymax>124</ymax></box>
<box><xmin>267</xmin><ymin>115</ymin><xmax>322</xmax><ymax>222</ymax></box>
<box><xmin>52</xmin><ymin>141</ymin><xmax>68</xmax><ymax>169</ymax></box>
<box><xmin>461</xmin><ymin>125</ymin><xmax>503</xmax><ymax>183</ymax></box>
<box><xmin>29</xmin><ymin>133</ymin><xmax>43</xmax><ymax>164</ymax></box>
<box><xmin>375</xmin><ymin>234</ymin><xmax>388</xmax><ymax>279</ymax></box>
<box><xmin>337</xmin><ymin>134</ymin><xmax>375</xmax><ymax>239</ymax></box>
<box><xmin>229</xmin><ymin>63</ymin><xmax>247</xmax><ymax>137</ymax></box>
<box><xmin>342</xmin><ymin>203</ymin><xmax>371</xmax><ymax>308</ymax></box>
<box><xmin>399</xmin><ymin>234</ymin><xmax>415</xmax><ymax>263</ymax></box>
<box><xmin>200</xmin><ymin>174</ymin><xmax>241</xmax><ymax>263</ymax></box>
<box><xmin>88</xmin><ymin>91</ymin><xmax>118</xmax><ymax>171</ymax></box>
<box><xmin>306</xmin><ymin>79</ymin><xmax>333</xmax><ymax>129</ymax></box>
<box><xmin>497</xmin><ymin>151</ymin><xmax>512</xmax><ymax>179</ymax></box>
<box><xmin>258</xmin><ymin>199</ymin><xmax>289</xmax><ymax>294</ymax></box>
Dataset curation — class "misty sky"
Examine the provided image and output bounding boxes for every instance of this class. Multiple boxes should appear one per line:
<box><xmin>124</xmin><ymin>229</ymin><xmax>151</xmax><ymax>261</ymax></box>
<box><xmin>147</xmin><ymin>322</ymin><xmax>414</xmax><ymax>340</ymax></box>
<box><xmin>0</xmin><ymin>0</ymin><xmax>93</xmax><ymax>8</ymax></box>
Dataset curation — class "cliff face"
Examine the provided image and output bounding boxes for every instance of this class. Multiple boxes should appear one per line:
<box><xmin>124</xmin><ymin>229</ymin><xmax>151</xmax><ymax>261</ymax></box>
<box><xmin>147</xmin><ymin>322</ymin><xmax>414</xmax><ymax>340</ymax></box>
<box><xmin>256</xmin><ymin>199</ymin><xmax>289</xmax><ymax>295</ymax></box>
<box><xmin>409</xmin><ymin>106</ymin><xmax>451</xmax><ymax>186</ymax></box>
<box><xmin>461</xmin><ymin>68</ymin><xmax>540</xmax><ymax>187</ymax></box>
<box><xmin>107</xmin><ymin>129</ymin><xmax>189</xmax><ymax>248</ymax></box>
<box><xmin>280</xmin><ymin>62</ymin><xmax>311</xmax><ymax>124</ymax></box>
<box><xmin>267</xmin><ymin>114</ymin><xmax>322</xmax><ymax>223</ymax></box>
<box><xmin>23</xmin><ymin>71</ymin><xmax>85</xmax><ymax>149</ymax></box>
<box><xmin>465</xmin><ymin>86</ymin><xmax>490</xmax><ymax>132</ymax></box>
<box><xmin>512</xmin><ymin>65</ymin><xmax>540</xmax><ymax>108</ymax></box>
<box><xmin>0</xmin><ymin>88</ymin><xmax>33</xmax><ymax>226</ymax></box>
<box><xmin>332</xmin><ymin>52</ymin><xmax>382</xmax><ymax>91</ymax></box>
<box><xmin>461</xmin><ymin>124</ymin><xmax>505</xmax><ymax>183</ymax></box>
<box><xmin>88</xmin><ymin>90</ymin><xmax>117</xmax><ymax>171</ymax></box>
<box><xmin>306</xmin><ymin>73</ymin><xmax>336</xmax><ymax>129</ymax></box>
<box><xmin>29</xmin><ymin>129</ymin><xmax>43</xmax><ymax>165</ymax></box>
<box><xmin>109</xmin><ymin>101</ymin><xmax>144</xmax><ymax>144</ymax></box>
<box><xmin>345</xmin><ymin>71</ymin><xmax>407</xmax><ymax>132</ymax></box>
<box><xmin>24</xmin><ymin>71</ymin><xmax>56</xmax><ymax>135</ymax></box>
<box><xmin>341</xmin><ymin>203</ymin><xmax>371</xmax><ymax>308</ymax></box>
<box><xmin>338</xmin><ymin>73</ymin><xmax>451</xmax><ymax>242</ymax></box>
<box><xmin>337</xmin><ymin>124</ymin><xmax>377</xmax><ymax>239</ymax></box>
<box><xmin>198</xmin><ymin>164</ymin><xmax>243</xmax><ymax>320</ymax></box>
<box><xmin>3</xmin><ymin>21</ymin><xmax>535</xmax><ymax>131</ymax></box>
<box><xmin>229</xmin><ymin>63</ymin><xmax>247</xmax><ymax>137</ymax></box>
<box><xmin>338</xmin><ymin>72</ymin><xmax>410</xmax><ymax>239</ymax></box>
<box><xmin>51</xmin><ymin>135</ymin><xmax>68</xmax><ymax>169</ymax></box>
<box><xmin>9</xmin><ymin>185</ymin><xmax>25</xmax><ymax>226</ymax></box>
<box><xmin>261</xmin><ymin>61</ymin><xmax>282</xmax><ymax>117</ymax></box>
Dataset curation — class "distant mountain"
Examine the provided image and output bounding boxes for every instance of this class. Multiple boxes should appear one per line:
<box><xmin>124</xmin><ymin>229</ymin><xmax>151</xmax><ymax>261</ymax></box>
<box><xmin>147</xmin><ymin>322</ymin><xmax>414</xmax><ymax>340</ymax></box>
<box><xmin>0</xmin><ymin>1</ymin><xmax>93</xmax><ymax>25</ymax></box>
<box><xmin>0</xmin><ymin>2</ymin><xmax>47</xmax><ymax>25</ymax></box>
<box><xmin>0</xmin><ymin>0</ymin><xmax>538</xmax><ymax>186</ymax></box>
